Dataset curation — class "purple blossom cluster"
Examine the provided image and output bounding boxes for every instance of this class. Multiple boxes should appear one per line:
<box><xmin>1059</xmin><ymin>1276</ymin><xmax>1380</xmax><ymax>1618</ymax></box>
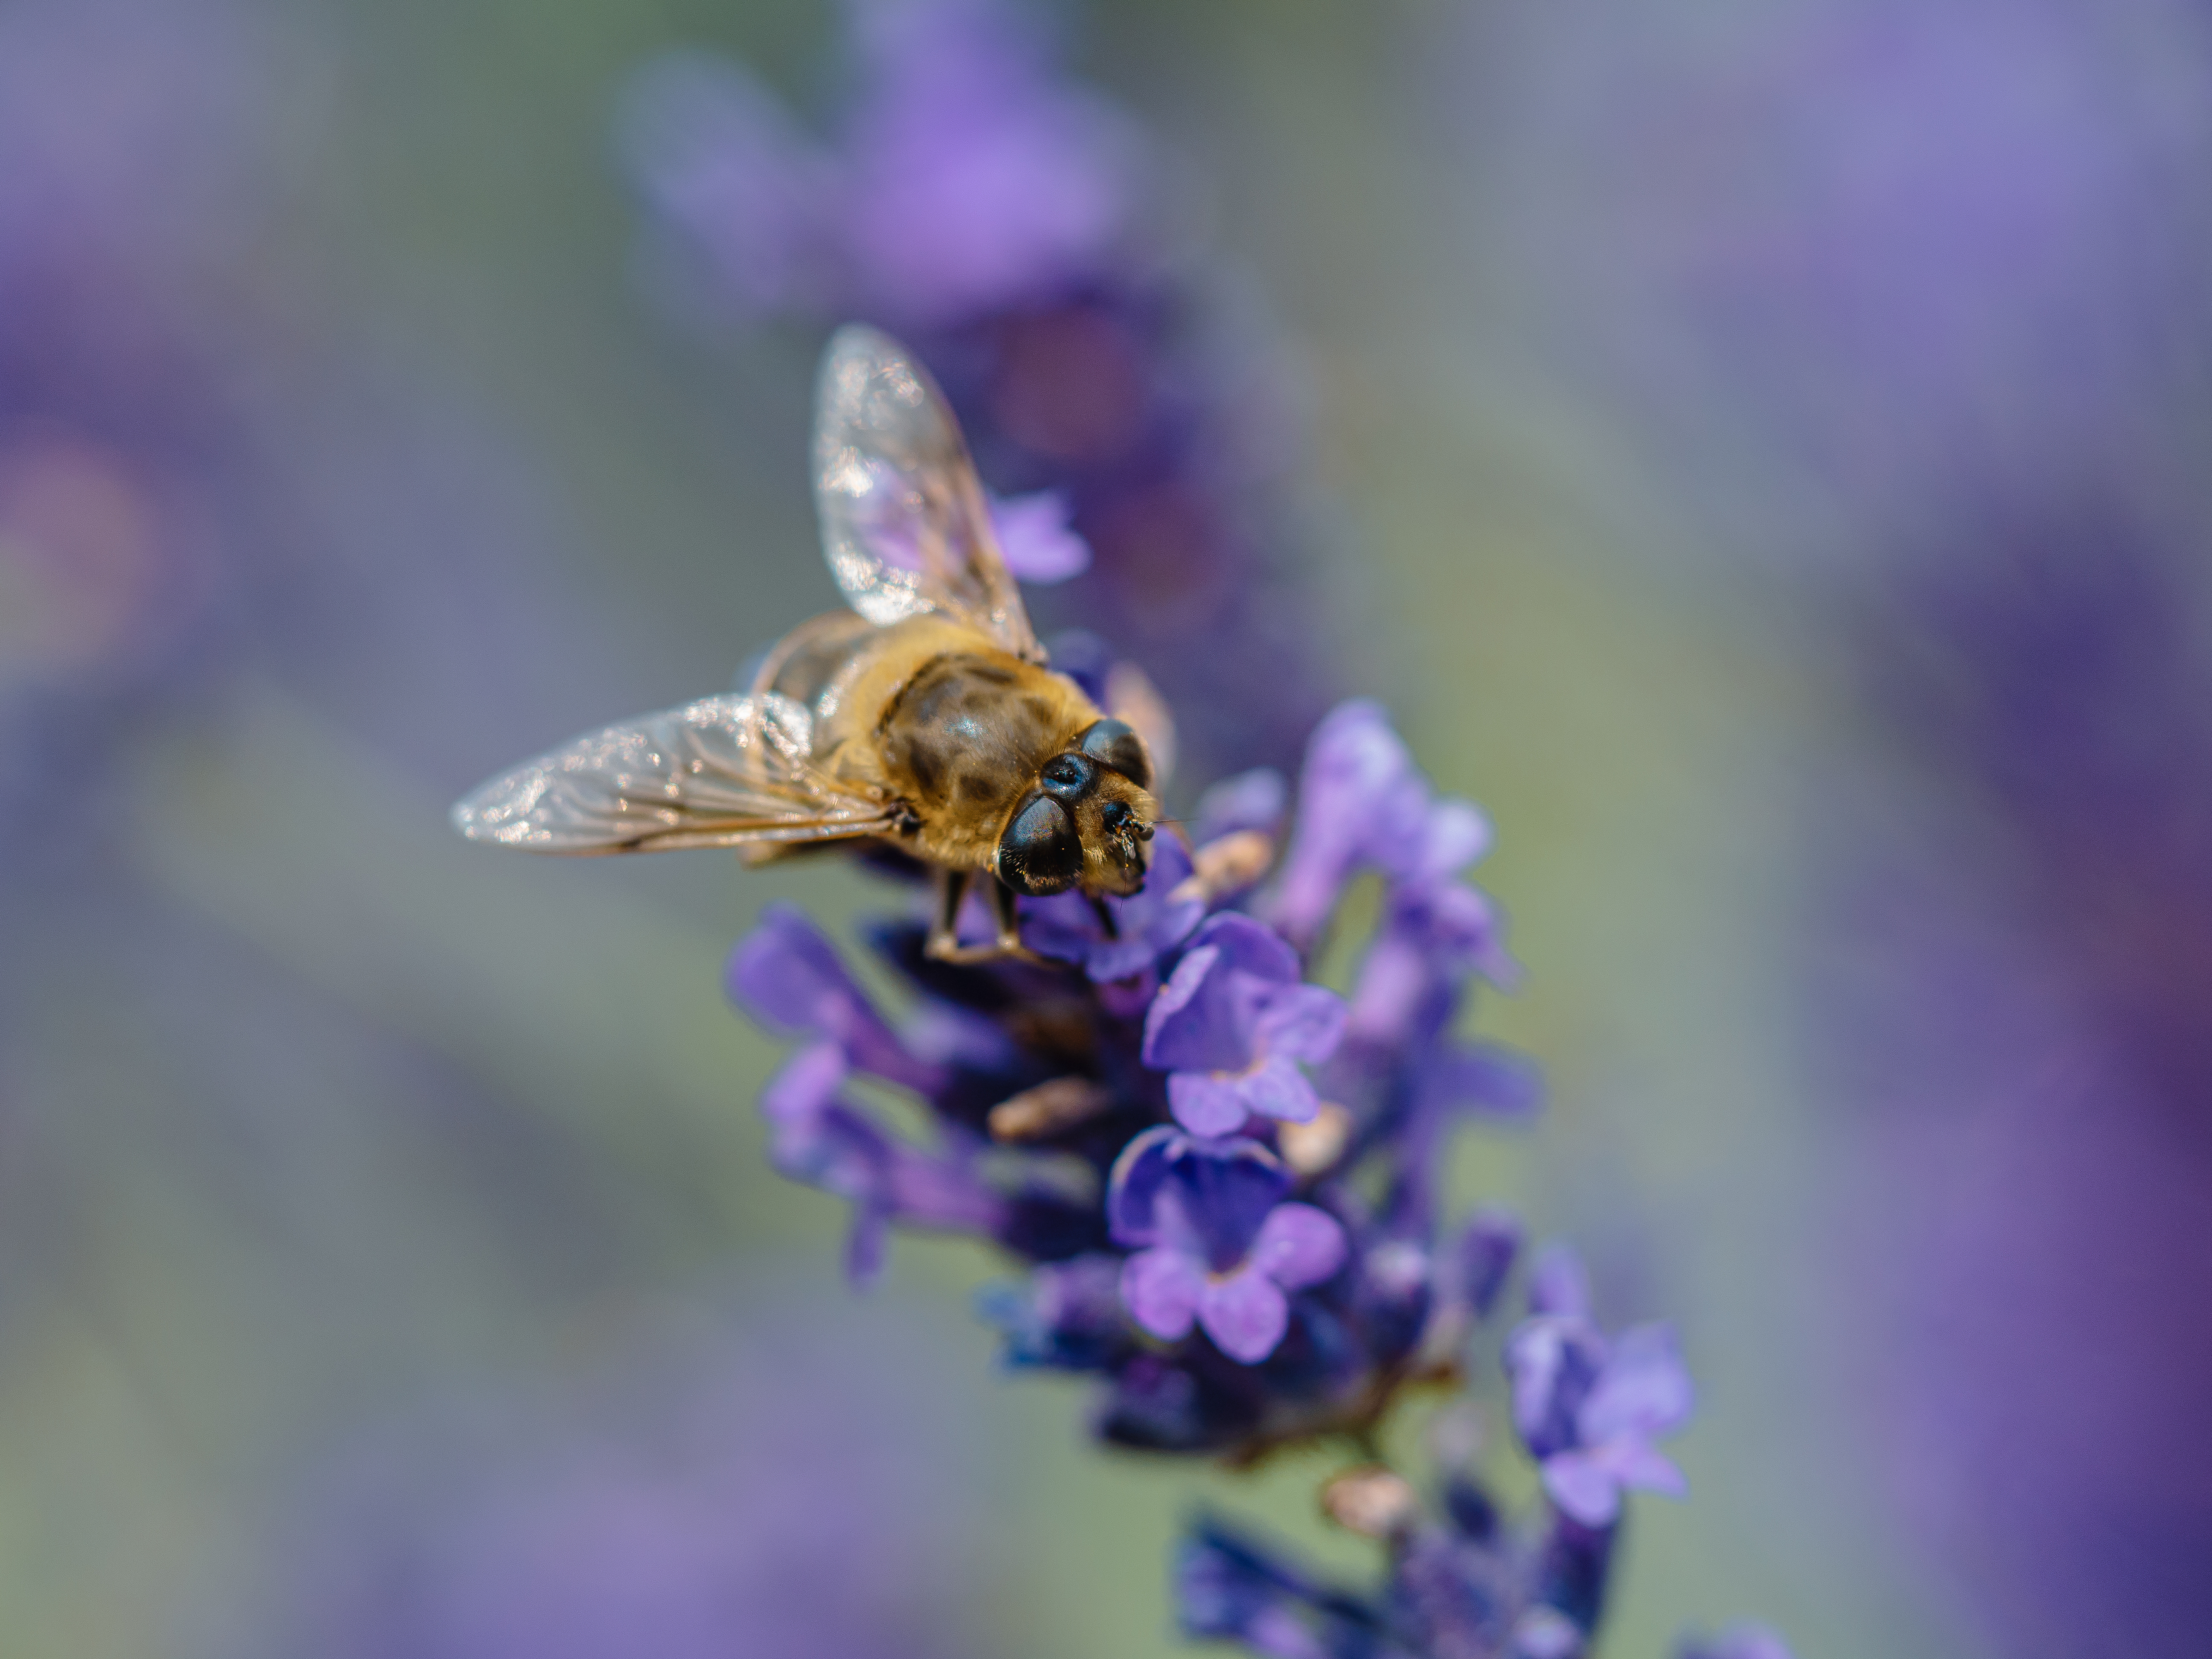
<box><xmin>622</xmin><ymin>0</ymin><xmax>1335</xmax><ymax>780</ymax></box>
<box><xmin>729</xmin><ymin>698</ymin><xmax>1784</xmax><ymax>1655</ymax></box>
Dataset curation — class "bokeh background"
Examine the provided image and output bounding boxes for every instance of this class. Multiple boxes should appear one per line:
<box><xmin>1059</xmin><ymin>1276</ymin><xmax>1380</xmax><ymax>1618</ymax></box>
<box><xmin>5</xmin><ymin>1</ymin><xmax>2209</xmax><ymax>1655</ymax></box>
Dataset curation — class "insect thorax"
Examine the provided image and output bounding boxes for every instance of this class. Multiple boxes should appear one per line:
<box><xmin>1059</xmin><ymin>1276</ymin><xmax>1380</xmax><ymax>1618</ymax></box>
<box><xmin>874</xmin><ymin>648</ymin><xmax>1097</xmax><ymax>865</ymax></box>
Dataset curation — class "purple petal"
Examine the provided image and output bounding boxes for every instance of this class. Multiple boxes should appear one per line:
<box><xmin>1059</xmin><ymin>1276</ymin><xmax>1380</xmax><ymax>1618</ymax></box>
<box><xmin>767</xmin><ymin>1100</ymin><xmax>887</xmax><ymax>1205</ymax></box>
<box><xmin>1198</xmin><ymin>1268</ymin><xmax>1290</xmax><ymax>1363</ymax></box>
<box><xmin>1244</xmin><ymin>1609</ymin><xmax>1329</xmax><ymax>1659</ymax></box>
<box><xmin>759</xmin><ymin>1041</ymin><xmax>846</xmax><ymax>1127</ymax></box>
<box><xmin>1540</xmin><ymin>1450</ymin><xmax>1623</xmax><ymax>1528</ymax></box>
<box><xmin>1019</xmin><ymin>887</ymin><xmax>1106</xmax><ymax>966</ymax></box>
<box><xmin>1506</xmin><ymin>1314</ymin><xmax>1609</xmax><ymax>1457</ymax></box>
<box><xmin>1169</xmin><ymin>1071</ymin><xmax>1251</xmax><ymax>1138</ymax></box>
<box><xmin>988</xmin><ymin>489</ymin><xmax>1090</xmax><ymax>580</ymax></box>
<box><xmin>1236</xmin><ymin>1055</ymin><xmax>1318</xmax><ymax>1126</ymax></box>
<box><xmin>1143</xmin><ymin>944</ymin><xmax>1229</xmax><ymax>1071</ymax></box>
<box><xmin>1419</xmin><ymin>1040</ymin><xmax>1543</xmax><ymax>1121</ymax></box>
<box><xmin>1253</xmin><ymin>983</ymin><xmax>1346</xmax><ymax>1065</ymax></box>
<box><xmin>1131</xmin><ymin>849</ymin><xmax>1206</xmax><ymax>953</ymax></box>
<box><xmin>1249</xmin><ymin>1202</ymin><xmax>1346</xmax><ymax>1290</ymax></box>
<box><xmin>1105</xmin><ymin>1124</ymin><xmax>1182</xmax><ymax>1245</ymax></box>
<box><xmin>1510</xmin><ymin>1608</ymin><xmax>1584</xmax><ymax>1659</ymax></box>
<box><xmin>1270</xmin><ymin>700</ymin><xmax>1413</xmax><ymax>944</ymax></box>
<box><xmin>844</xmin><ymin>1198</ymin><xmax>891</xmax><ymax>1286</ymax></box>
<box><xmin>1121</xmin><ymin>1246</ymin><xmax>1204</xmax><ymax>1342</ymax></box>
<box><xmin>1414</xmin><ymin>879</ymin><xmax>1516</xmax><ymax>983</ymax></box>
<box><xmin>1507</xmin><ymin>1318</ymin><xmax>1571</xmax><ymax>1442</ymax></box>
<box><xmin>1190</xmin><ymin>767</ymin><xmax>1287</xmax><ymax>844</ymax></box>
<box><xmin>1144</xmin><ymin>916</ymin><xmax>1306</xmax><ymax>1074</ymax></box>
<box><xmin>1528</xmin><ymin>1243</ymin><xmax>1592</xmax><ymax>1318</ymax></box>
<box><xmin>1593</xmin><ymin>1440</ymin><xmax>1687</xmax><ymax>1500</ymax></box>
<box><xmin>1579</xmin><ymin>1323</ymin><xmax>1695</xmax><ymax>1445</ymax></box>
<box><xmin>1453</xmin><ymin>1208</ymin><xmax>1522</xmax><ymax>1319</ymax></box>
<box><xmin>1411</xmin><ymin>797</ymin><xmax>1492</xmax><ymax>882</ymax></box>
<box><xmin>1343</xmin><ymin>924</ymin><xmax>1433</xmax><ymax>1048</ymax></box>
<box><xmin>1189</xmin><ymin>912</ymin><xmax>1302</xmax><ymax>982</ymax></box>
<box><xmin>1164</xmin><ymin>1138</ymin><xmax>1291</xmax><ymax>1268</ymax></box>
<box><xmin>1085</xmin><ymin>934</ymin><xmax>1166</xmax><ymax>984</ymax></box>
<box><xmin>901</xmin><ymin>1000</ymin><xmax>1018</xmax><ymax>1069</ymax></box>
<box><xmin>726</xmin><ymin>905</ymin><xmax>853</xmax><ymax>1030</ymax></box>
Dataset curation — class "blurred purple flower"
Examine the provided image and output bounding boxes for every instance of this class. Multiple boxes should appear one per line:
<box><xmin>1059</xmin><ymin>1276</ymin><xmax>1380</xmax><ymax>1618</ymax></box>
<box><xmin>729</xmin><ymin>902</ymin><xmax>943</xmax><ymax>1095</ymax></box>
<box><xmin>624</xmin><ymin>0</ymin><xmax>1136</xmax><ymax>329</ymax></box>
<box><xmin>1453</xmin><ymin>1208</ymin><xmax>1524</xmax><ymax>1322</ymax></box>
<box><xmin>1269</xmin><ymin>700</ymin><xmax>1495</xmax><ymax>953</ymax></box>
<box><xmin>1108</xmin><ymin>1126</ymin><xmax>1345</xmax><ymax>1363</ymax></box>
<box><xmin>1507</xmin><ymin>1249</ymin><xmax>1693</xmax><ymax>1528</ymax></box>
<box><xmin>1192</xmin><ymin>767</ymin><xmax>1290</xmax><ymax>845</ymax></box>
<box><xmin>1142</xmin><ymin>913</ymin><xmax>1346</xmax><ymax>1136</ymax></box>
<box><xmin>759</xmin><ymin>1040</ymin><xmax>1006</xmax><ymax>1284</ymax></box>
<box><xmin>987</xmin><ymin>487</ymin><xmax>1091</xmax><ymax>581</ymax></box>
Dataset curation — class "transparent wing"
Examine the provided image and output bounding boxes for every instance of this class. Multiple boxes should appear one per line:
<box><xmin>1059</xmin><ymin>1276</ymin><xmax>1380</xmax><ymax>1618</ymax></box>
<box><xmin>813</xmin><ymin>324</ymin><xmax>1044</xmax><ymax>662</ymax></box>
<box><xmin>451</xmin><ymin>693</ymin><xmax>899</xmax><ymax>854</ymax></box>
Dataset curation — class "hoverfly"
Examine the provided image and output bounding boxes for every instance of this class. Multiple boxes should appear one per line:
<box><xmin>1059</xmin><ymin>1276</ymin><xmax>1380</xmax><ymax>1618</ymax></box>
<box><xmin>451</xmin><ymin>325</ymin><xmax>1164</xmax><ymax>961</ymax></box>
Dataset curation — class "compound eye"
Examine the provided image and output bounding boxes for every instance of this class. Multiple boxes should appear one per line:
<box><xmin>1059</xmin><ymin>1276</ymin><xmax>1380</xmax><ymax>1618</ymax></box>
<box><xmin>996</xmin><ymin>792</ymin><xmax>1083</xmax><ymax>896</ymax></box>
<box><xmin>1076</xmin><ymin>719</ymin><xmax>1152</xmax><ymax>789</ymax></box>
<box><xmin>1038</xmin><ymin>752</ymin><xmax>1098</xmax><ymax>801</ymax></box>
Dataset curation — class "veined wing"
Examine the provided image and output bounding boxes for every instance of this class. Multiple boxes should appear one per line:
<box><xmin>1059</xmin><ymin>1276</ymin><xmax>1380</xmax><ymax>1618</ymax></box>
<box><xmin>451</xmin><ymin>693</ymin><xmax>899</xmax><ymax>854</ymax></box>
<box><xmin>813</xmin><ymin>324</ymin><xmax>1044</xmax><ymax>663</ymax></box>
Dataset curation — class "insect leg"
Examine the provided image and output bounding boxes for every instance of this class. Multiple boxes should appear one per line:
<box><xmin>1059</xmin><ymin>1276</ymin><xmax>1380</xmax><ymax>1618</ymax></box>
<box><xmin>1086</xmin><ymin>893</ymin><xmax>1120</xmax><ymax>940</ymax></box>
<box><xmin>924</xmin><ymin>866</ymin><xmax>971</xmax><ymax>961</ymax></box>
<box><xmin>924</xmin><ymin>869</ymin><xmax>1045</xmax><ymax>964</ymax></box>
<box><xmin>990</xmin><ymin>876</ymin><xmax>1026</xmax><ymax>954</ymax></box>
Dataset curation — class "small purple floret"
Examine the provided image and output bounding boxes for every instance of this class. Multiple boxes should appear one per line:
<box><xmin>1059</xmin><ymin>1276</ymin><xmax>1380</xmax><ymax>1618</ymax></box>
<box><xmin>1270</xmin><ymin>700</ymin><xmax>1494</xmax><ymax>949</ymax></box>
<box><xmin>1107</xmin><ymin>1127</ymin><xmax>1345</xmax><ymax>1363</ymax></box>
<box><xmin>988</xmin><ymin>488</ymin><xmax>1091</xmax><ymax>581</ymax></box>
<box><xmin>1141</xmin><ymin>913</ymin><xmax>1346</xmax><ymax>1136</ymax></box>
<box><xmin>1505</xmin><ymin>1251</ymin><xmax>1694</xmax><ymax>1527</ymax></box>
<box><xmin>1189</xmin><ymin>767</ymin><xmax>1288</xmax><ymax>845</ymax></box>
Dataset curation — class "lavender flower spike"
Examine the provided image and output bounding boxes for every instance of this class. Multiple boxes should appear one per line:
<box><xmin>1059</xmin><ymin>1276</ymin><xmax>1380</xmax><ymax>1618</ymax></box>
<box><xmin>1108</xmin><ymin>1127</ymin><xmax>1346</xmax><ymax>1363</ymax></box>
<box><xmin>1142</xmin><ymin>913</ymin><xmax>1347</xmax><ymax>1136</ymax></box>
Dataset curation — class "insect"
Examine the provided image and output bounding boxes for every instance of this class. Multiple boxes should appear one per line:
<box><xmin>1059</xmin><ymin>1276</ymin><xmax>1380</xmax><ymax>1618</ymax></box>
<box><xmin>450</xmin><ymin>324</ymin><xmax>1164</xmax><ymax>962</ymax></box>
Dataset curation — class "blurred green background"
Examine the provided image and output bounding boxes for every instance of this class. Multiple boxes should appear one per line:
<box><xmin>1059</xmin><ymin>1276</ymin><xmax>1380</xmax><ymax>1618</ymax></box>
<box><xmin>17</xmin><ymin>0</ymin><xmax>2200</xmax><ymax>1655</ymax></box>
